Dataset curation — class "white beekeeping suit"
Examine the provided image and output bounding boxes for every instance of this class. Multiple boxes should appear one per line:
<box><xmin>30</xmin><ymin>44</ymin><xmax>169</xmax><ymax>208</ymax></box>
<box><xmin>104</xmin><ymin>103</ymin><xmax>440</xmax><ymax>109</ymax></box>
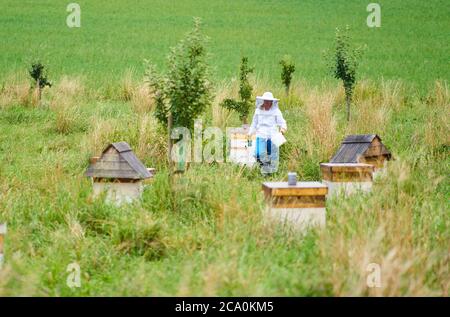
<box><xmin>248</xmin><ymin>92</ymin><xmax>287</xmax><ymax>139</ymax></box>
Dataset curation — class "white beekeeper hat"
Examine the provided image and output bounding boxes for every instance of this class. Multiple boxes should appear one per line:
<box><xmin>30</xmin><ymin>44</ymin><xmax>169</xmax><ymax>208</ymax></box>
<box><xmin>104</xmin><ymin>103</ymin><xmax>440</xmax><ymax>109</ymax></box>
<box><xmin>255</xmin><ymin>91</ymin><xmax>279</xmax><ymax>109</ymax></box>
<box><xmin>257</xmin><ymin>91</ymin><xmax>279</xmax><ymax>101</ymax></box>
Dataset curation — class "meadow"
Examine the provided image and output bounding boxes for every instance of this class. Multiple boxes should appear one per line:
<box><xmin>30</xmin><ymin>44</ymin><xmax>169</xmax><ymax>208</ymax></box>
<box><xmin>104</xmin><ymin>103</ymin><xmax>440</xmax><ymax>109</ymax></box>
<box><xmin>0</xmin><ymin>1</ymin><xmax>449</xmax><ymax>296</ymax></box>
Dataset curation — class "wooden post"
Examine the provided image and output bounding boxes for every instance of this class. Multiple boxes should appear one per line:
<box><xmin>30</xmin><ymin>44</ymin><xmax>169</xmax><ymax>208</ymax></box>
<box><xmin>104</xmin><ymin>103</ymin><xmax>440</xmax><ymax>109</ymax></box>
<box><xmin>0</xmin><ymin>223</ymin><xmax>6</xmax><ymax>268</ymax></box>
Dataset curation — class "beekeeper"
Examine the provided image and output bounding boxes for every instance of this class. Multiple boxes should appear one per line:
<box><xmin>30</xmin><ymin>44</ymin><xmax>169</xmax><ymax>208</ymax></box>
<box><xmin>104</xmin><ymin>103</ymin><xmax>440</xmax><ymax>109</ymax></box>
<box><xmin>248</xmin><ymin>92</ymin><xmax>287</xmax><ymax>174</ymax></box>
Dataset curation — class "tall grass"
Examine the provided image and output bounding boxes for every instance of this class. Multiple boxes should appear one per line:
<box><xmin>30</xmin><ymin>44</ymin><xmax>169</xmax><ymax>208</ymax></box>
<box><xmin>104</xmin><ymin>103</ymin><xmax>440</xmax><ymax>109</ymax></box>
<box><xmin>0</xmin><ymin>75</ymin><xmax>448</xmax><ymax>296</ymax></box>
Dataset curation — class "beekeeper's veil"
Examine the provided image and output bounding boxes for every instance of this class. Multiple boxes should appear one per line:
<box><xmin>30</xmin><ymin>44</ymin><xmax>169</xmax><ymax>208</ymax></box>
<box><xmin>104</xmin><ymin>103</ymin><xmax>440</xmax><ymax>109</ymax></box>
<box><xmin>255</xmin><ymin>91</ymin><xmax>279</xmax><ymax>110</ymax></box>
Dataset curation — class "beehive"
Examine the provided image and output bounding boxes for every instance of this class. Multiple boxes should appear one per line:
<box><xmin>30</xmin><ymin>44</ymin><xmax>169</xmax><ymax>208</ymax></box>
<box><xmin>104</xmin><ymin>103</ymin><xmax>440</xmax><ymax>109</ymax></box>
<box><xmin>262</xmin><ymin>181</ymin><xmax>328</xmax><ymax>232</ymax></box>
<box><xmin>228</xmin><ymin>127</ymin><xmax>256</xmax><ymax>166</ymax></box>
<box><xmin>85</xmin><ymin>142</ymin><xmax>154</xmax><ymax>205</ymax></box>
<box><xmin>320</xmin><ymin>163</ymin><xmax>374</xmax><ymax>196</ymax></box>
<box><xmin>0</xmin><ymin>223</ymin><xmax>6</xmax><ymax>268</ymax></box>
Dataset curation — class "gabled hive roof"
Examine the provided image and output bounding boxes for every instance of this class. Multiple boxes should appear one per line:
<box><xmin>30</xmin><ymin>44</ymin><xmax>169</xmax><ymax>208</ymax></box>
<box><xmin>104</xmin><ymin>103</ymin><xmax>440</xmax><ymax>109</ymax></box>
<box><xmin>330</xmin><ymin>134</ymin><xmax>391</xmax><ymax>163</ymax></box>
<box><xmin>85</xmin><ymin>142</ymin><xmax>151</xmax><ymax>180</ymax></box>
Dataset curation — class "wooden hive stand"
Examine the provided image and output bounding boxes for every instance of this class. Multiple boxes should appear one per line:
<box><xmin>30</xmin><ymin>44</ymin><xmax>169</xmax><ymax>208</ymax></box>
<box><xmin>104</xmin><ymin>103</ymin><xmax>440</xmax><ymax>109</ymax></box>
<box><xmin>320</xmin><ymin>163</ymin><xmax>374</xmax><ymax>196</ymax></box>
<box><xmin>262</xmin><ymin>181</ymin><xmax>328</xmax><ymax>232</ymax></box>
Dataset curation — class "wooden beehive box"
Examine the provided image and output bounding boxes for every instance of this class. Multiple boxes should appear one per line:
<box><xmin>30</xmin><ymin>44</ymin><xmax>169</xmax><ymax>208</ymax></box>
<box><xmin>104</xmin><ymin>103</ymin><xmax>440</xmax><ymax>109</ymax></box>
<box><xmin>228</xmin><ymin>126</ymin><xmax>256</xmax><ymax>166</ymax></box>
<box><xmin>320</xmin><ymin>163</ymin><xmax>374</xmax><ymax>196</ymax></box>
<box><xmin>262</xmin><ymin>181</ymin><xmax>328</xmax><ymax>232</ymax></box>
<box><xmin>85</xmin><ymin>142</ymin><xmax>154</xmax><ymax>205</ymax></box>
<box><xmin>331</xmin><ymin>134</ymin><xmax>392</xmax><ymax>170</ymax></box>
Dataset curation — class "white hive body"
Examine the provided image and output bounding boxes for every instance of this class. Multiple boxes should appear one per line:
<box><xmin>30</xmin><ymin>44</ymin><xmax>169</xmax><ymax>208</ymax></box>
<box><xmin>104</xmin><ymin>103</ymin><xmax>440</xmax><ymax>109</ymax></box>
<box><xmin>262</xmin><ymin>181</ymin><xmax>328</xmax><ymax>233</ymax></box>
<box><xmin>228</xmin><ymin>127</ymin><xmax>256</xmax><ymax>166</ymax></box>
<box><xmin>322</xmin><ymin>180</ymin><xmax>373</xmax><ymax>196</ymax></box>
<box><xmin>320</xmin><ymin>163</ymin><xmax>374</xmax><ymax>197</ymax></box>
<box><xmin>263</xmin><ymin>207</ymin><xmax>326</xmax><ymax>232</ymax></box>
<box><xmin>92</xmin><ymin>182</ymin><xmax>145</xmax><ymax>206</ymax></box>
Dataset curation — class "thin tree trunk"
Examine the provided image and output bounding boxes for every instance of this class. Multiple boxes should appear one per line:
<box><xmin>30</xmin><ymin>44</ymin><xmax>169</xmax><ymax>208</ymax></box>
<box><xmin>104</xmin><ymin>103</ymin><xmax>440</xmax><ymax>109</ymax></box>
<box><xmin>346</xmin><ymin>92</ymin><xmax>351</xmax><ymax>122</ymax></box>
<box><xmin>37</xmin><ymin>79</ymin><xmax>41</xmax><ymax>107</ymax></box>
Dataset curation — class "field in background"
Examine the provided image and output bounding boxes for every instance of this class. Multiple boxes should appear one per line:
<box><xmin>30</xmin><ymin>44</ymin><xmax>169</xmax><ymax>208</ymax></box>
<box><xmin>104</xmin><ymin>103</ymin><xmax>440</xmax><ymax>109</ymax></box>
<box><xmin>1</xmin><ymin>0</ymin><xmax>449</xmax><ymax>88</ymax></box>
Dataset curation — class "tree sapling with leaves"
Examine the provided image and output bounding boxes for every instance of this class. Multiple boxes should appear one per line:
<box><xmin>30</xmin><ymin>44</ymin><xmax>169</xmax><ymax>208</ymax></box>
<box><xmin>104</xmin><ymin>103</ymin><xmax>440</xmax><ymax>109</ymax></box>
<box><xmin>279</xmin><ymin>55</ymin><xmax>295</xmax><ymax>94</ymax></box>
<box><xmin>220</xmin><ymin>57</ymin><xmax>254</xmax><ymax>124</ymax></box>
<box><xmin>145</xmin><ymin>18</ymin><xmax>212</xmax><ymax>172</ymax></box>
<box><xmin>29</xmin><ymin>62</ymin><xmax>52</xmax><ymax>104</ymax></box>
<box><xmin>328</xmin><ymin>26</ymin><xmax>363</xmax><ymax>122</ymax></box>
<box><xmin>145</xmin><ymin>18</ymin><xmax>212</xmax><ymax>131</ymax></box>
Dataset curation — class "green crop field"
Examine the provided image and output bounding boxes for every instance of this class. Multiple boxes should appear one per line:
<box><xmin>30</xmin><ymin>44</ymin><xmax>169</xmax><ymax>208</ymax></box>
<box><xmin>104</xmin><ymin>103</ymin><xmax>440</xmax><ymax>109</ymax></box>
<box><xmin>0</xmin><ymin>0</ymin><xmax>449</xmax><ymax>297</ymax></box>
<box><xmin>1</xmin><ymin>0</ymin><xmax>449</xmax><ymax>87</ymax></box>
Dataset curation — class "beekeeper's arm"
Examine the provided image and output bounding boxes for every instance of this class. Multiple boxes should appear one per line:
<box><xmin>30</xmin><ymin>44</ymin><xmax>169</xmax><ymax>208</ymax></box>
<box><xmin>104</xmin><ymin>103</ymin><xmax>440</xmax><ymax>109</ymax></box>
<box><xmin>276</xmin><ymin>109</ymin><xmax>287</xmax><ymax>134</ymax></box>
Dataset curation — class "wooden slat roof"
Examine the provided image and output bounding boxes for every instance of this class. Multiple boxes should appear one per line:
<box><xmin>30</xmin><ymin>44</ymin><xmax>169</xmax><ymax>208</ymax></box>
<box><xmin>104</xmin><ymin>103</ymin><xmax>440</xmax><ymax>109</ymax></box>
<box><xmin>331</xmin><ymin>142</ymin><xmax>370</xmax><ymax>163</ymax></box>
<box><xmin>331</xmin><ymin>134</ymin><xmax>391</xmax><ymax>163</ymax></box>
<box><xmin>105</xmin><ymin>141</ymin><xmax>132</xmax><ymax>153</ymax></box>
<box><xmin>85</xmin><ymin>142</ymin><xmax>151</xmax><ymax>179</ymax></box>
<box><xmin>342</xmin><ymin>134</ymin><xmax>377</xmax><ymax>143</ymax></box>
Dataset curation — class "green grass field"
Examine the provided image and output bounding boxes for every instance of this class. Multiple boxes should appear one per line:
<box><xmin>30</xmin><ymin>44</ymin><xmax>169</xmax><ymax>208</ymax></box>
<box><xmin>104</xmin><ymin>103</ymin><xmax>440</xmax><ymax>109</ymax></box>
<box><xmin>1</xmin><ymin>0</ymin><xmax>449</xmax><ymax>87</ymax></box>
<box><xmin>0</xmin><ymin>1</ymin><xmax>449</xmax><ymax>296</ymax></box>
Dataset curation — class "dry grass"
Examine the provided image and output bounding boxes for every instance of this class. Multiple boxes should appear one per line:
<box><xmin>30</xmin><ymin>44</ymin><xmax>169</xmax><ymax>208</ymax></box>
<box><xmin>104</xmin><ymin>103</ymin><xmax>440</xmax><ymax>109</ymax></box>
<box><xmin>0</xmin><ymin>78</ymin><xmax>31</xmax><ymax>108</ymax></box>
<box><xmin>84</xmin><ymin>118</ymin><xmax>119</xmax><ymax>154</ymax></box>
<box><xmin>320</xmin><ymin>159</ymin><xmax>448</xmax><ymax>296</ymax></box>
<box><xmin>118</xmin><ymin>70</ymin><xmax>155</xmax><ymax>115</ymax></box>
<box><xmin>210</xmin><ymin>82</ymin><xmax>235</xmax><ymax>128</ymax></box>
<box><xmin>120</xmin><ymin>69</ymin><xmax>135</xmax><ymax>102</ymax></box>
<box><xmin>134</xmin><ymin>113</ymin><xmax>166</xmax><ymax>161</ymax></box>
<box><xmin>303</xmin><ymin>89</ymin><xmax>338</xmax><ymax>161</ymax></box>
<box><xmin>131</xmin><ymin>83</ymin><xmax>154</xmax><ymax>115</ymax></box>
<box><xmin>51</xmin><ymin>76</ymin><xmax>84</xmax><ymax>101</ymax></box>
<box><xmin>50</xmin><ymin>77</ymin><xmax>85</xmax><ymax>134</ymax></box>
<box><xmin>424</xmin><ymin>81</ymin><xmax>450</xmax><ymax>151</ymax></box>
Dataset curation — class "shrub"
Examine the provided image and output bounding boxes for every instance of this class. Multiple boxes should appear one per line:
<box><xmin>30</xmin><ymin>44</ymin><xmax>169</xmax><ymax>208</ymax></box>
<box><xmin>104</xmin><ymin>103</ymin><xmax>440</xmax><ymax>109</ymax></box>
<box><xmin>28</xmin><ymin>62</ymin><xmax>52</xmax><ymax>104</ymax></box>
<box><xmin>220</xmin><ymin>57</ymin><xmax>254</xmax><ymax>124</ymax></box>
<box><xmin>279</xmin><ymin>55</ymin><xmax>296</xmax><ymax>94</ymax></box>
